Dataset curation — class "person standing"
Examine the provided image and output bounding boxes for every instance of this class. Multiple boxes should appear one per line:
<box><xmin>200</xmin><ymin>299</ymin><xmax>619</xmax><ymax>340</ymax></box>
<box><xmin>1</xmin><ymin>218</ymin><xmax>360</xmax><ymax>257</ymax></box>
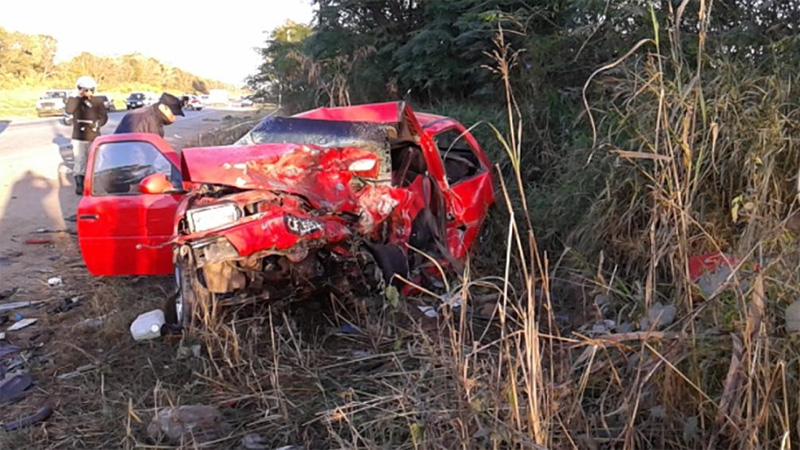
<box><xmin>114</xmin><ymin>92</ymin><xmax>184</xmax><ymax>137</ymax></box>
<box><xmin>65</xmin><ymin>76</ymin><xmax>108</xmax><ymax>195</ymax></box>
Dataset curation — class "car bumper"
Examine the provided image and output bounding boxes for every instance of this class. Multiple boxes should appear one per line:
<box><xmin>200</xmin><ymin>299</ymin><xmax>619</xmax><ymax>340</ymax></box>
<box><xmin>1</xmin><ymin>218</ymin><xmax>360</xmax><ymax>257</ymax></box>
<box><xmin>179</xmin><ymin>209</ymin><xmax>351</xmax><ymax>263</ymax></box>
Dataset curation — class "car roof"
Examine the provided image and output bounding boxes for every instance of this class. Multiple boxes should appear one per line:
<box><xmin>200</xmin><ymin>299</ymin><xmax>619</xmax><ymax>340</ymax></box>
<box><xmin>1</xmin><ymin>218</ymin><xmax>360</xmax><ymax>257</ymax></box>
<box><xmin>293</xmin><ymin>101</ymin><xmax>449</xmax><ymax>128</ymax></box>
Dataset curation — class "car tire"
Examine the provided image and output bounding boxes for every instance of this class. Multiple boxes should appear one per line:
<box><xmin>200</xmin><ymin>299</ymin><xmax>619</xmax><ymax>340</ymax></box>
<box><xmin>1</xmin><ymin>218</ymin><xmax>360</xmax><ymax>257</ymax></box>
<box><xmin>164</xmin><ymin>260</ymin><xmax>213</xmax><ymax>330</ymax></box>
<box><xmin>365</xmin><ymin>243</ymin><xmax>408</xmax><ymax>287</ymax></box>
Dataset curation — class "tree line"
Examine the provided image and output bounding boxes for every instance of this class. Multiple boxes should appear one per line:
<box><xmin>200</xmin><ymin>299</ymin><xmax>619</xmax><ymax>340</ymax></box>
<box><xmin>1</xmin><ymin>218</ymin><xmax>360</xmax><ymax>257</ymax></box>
<box><xmin>248</xmin><ymin>0</ymin><xmax>800</xmax><ymax>111</ymax></box>
<box><xmin>0</xmin><ymin>26</ymin><xmax>234</xmax><ymax>93</ymax></box>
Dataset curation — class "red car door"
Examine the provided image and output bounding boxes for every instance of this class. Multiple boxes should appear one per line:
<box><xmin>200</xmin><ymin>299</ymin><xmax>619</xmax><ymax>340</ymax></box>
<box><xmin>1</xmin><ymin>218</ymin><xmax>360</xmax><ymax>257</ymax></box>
<box><xmin>77</xmin><ymin>134</ymin><xmax>184</xmax><ymax>276</ymax></box>
<box><xmin>426</xmin><ymin>122</ymin><xmax>495</xmax><ymax>259</ymax></box>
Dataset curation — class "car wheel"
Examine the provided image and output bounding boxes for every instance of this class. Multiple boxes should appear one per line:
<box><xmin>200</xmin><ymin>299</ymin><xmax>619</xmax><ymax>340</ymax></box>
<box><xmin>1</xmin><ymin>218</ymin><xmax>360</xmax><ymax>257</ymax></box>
<box><xmin>164</xmin><ymin>260</ymin><xmax>213</xmax><ymax>330</ymax></box>
<box><xmin>365</xmin><ymin>243</ymin><xmax>408</xmax><ymax>287</ymax></box>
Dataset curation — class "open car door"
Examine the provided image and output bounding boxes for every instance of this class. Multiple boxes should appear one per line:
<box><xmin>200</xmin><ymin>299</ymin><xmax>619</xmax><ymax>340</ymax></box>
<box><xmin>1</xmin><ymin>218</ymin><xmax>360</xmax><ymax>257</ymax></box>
<box><xmin>77</xmin><ymin>133</ymin><xmax>184</xmax><ymax>276</ymax></box>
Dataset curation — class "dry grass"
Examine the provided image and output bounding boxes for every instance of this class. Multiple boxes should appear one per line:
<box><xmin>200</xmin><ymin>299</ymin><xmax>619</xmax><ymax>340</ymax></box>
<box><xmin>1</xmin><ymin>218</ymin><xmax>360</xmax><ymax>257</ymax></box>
<box><xmin>6</xmin><ymin>6</ymin><xmax>800</xmax><ymax>449</ymax></box>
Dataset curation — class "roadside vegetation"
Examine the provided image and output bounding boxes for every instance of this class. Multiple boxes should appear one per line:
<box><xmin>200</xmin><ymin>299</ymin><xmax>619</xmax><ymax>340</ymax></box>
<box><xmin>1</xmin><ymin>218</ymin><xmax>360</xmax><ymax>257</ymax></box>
<box><xmin>0</xmin><ymin>26</ymin><xmax>237</xmax><ymax>117</ymax></box>
<box><xmin>5</xmin><ymin>1</ymin><xmax>800</xmax><ymax>449</ymax></box>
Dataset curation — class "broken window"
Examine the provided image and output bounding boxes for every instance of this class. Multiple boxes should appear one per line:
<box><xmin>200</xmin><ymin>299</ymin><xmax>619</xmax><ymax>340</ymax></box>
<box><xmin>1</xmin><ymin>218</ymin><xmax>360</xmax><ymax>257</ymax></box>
<box><xmin>434</xmin><ymin>129</ymin><xmax>481</xmax><ymax>184</ymax></box>
<box><xmin>91</xmin><ymin>141</ymin><xmax>180</xmax><ymax>195</ymax></box>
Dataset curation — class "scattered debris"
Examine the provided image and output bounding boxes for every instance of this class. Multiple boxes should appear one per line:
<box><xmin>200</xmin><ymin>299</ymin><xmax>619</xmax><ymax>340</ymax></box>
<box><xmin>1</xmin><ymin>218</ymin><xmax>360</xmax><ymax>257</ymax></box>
<box><xmin>0</xmin><ymin>344</ymin><xmax>20</xmax><ymax>359</ymax></box>
<box><xmin>47</xmin><ymin>277</ymin><xmax>63</xmax><ymax>288</ymax></box>
<box><xmin>147</xmin><ymin>405</ymin><xmax>229</xmax><ymax>445</ymax></box>
<box><xmin>50</xmin><ymin>296</ymin><xmax>82</xmax><ymax>314</ymax></box>
<box><xmin>177</xmin><ymin>345</ymin><xmax>203</xmax><ymax>360</ymax></box>
<box><xmin>24</xmin><ymin>238</ymin><xmax>53</xmax><ymax>245</ymax></box>
<box><xmin>339</xmin><ymin>324</ymin><xmax>358</xmax><ymax>334</ymax></box>
<box><xmin>57</xmin><ymin>364</ymin><xmax>97</xmax><ymax>381</ymax></box>
<box><xmin>3</xmin><ymin>405</ymin><xmax>53</xmax><ymax>431</ymax></box>
<box><xmin>130</xmin><ymin>309</ymin><xmax>165</xmax><ymax>341</ymax></box>
<box><xmin>640</xmin><ymin>302</ymin><xmax>677</xmax><ymax>330</ymax></box>
<box><xmin>0</xmin><ymin>372</ymin><xmax>33</xmax><ymax>404</ymax></box>
<box><xmin>592</xmin><ymin>320</ymin><xmax>616</xmax><ymax>334</ymax></box>
<box><xmin>0</xmin><ymin>301</ymin><xmax>43</xmax><ymax>312</ymax></box>
<box><xmin>785</xmin><ymin>301</ymin><xmax>800</xmax><ymax>333</ymax></box>
<box><xmin>688</xmin><ymin>253</ymin><xmax>753</xmax><ymax>299</ymax></box>
<box><xmin>8</xmin><ymin>318</ymin><xmax>38</xmax><ymax>331</ymax></box>
<box><xmin>0</xmin><ymin>288</ymin><xmax>18</xmax><ymax>300</ymax></box>
<box><xmin>33</xmin><ymin>228</ymin><xmax>67</xmax><ymax>234</ymax></box>
<box><xmin>0</xmin><ymin>257</ymin><xmax>10</xmax><ymax>267</ymax></box>
<box><xmin>242</xmin><ymin>433</ymin><xmax>270</xmax><ymax>449</ymax></box>
<box><xmin>418</xmin><ymin>305</ymin><xmax>439</xmax><ymax>318</ymax></box>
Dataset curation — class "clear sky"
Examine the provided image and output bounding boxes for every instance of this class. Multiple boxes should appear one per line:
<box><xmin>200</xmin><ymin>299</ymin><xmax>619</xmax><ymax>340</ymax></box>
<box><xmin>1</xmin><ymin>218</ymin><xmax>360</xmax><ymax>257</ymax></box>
<box><xmin>1</xmin><ymin>0</ymin><xmax>314</xmax><ymax>86</ymax></box>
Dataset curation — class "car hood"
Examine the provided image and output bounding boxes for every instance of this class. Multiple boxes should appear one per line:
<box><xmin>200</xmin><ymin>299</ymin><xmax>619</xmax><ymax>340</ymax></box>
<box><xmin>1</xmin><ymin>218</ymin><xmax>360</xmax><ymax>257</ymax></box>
<box><xmin>180</xmin><ymin>143</ymin><xmax>384</xmax><ymax>211</ymax></box>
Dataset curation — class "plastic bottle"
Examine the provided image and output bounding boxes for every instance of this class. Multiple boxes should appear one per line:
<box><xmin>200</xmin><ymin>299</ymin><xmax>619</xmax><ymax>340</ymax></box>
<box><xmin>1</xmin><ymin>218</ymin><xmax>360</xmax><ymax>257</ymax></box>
<box><xmin>130</xmin><ymin>309</ymin><xmax>166</xmax><ymax>341</ymax></box>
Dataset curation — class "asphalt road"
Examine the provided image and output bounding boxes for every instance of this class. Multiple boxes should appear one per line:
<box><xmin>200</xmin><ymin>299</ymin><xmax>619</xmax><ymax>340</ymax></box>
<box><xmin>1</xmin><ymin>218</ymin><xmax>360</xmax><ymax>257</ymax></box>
<box><xmin>0</xmin><ymin>108</ymin><xmax>226</xmax><ymax>162</ymax></box>
<box><xmin>0</xmin><ymin>107</ymin><xmax>261</xmax><ymax>287</ymax></box>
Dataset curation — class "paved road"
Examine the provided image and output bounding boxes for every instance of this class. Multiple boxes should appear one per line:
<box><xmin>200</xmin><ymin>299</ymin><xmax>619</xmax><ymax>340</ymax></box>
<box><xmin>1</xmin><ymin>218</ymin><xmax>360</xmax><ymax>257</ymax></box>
<box><xmin>0</xmin><ymin>107</ymin><xmax>261</xmax><ymax>287</ymax></box>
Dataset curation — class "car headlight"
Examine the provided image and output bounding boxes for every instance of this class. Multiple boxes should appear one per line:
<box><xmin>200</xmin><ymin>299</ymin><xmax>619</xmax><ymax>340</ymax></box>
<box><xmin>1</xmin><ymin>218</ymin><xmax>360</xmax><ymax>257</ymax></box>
<box><xmin>186</xmin><ymin>203</ymin><xmax>241</xmax><ymax>233</ymax></box>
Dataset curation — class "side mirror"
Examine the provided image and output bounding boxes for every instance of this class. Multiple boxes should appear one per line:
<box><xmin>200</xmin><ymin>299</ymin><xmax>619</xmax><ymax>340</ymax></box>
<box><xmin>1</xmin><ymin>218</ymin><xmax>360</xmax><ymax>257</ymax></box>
<box><xmin>139</xmin><ymin>173</ymin><xmax>175</xmax><ymax>195</ymax></box>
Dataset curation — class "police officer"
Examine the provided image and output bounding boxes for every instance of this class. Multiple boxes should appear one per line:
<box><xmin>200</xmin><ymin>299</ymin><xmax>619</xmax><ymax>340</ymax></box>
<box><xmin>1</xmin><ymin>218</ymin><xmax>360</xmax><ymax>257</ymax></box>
<box><xmin>65</xmin><ymin>76</ymin><xmax>108</xmax><ymax>195</ymax></box>
<box><xmin>115</xmin><ymin>92</ymin><xmax>184</xmax><ymax>137</ymax></box>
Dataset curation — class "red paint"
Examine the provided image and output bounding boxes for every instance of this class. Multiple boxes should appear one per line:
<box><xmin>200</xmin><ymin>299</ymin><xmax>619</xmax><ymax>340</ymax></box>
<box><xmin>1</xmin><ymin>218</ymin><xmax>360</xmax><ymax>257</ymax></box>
<box><xmin>24</xmin><ymin>239</ymin><xmax>54</xmax><ymax>245</ymax></box>
<box><xmin>77</xmin><ymin>134</ymin><xmax>181</xmax><ymax>276</ymax></box>
<box><xmin>78</xmin><ymin>103</ymin><xmax>496</xmax><ymax>279</ymax></box>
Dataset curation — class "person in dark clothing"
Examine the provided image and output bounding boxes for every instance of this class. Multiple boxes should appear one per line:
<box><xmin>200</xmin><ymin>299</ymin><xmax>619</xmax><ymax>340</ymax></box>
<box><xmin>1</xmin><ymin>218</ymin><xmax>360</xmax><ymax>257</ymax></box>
<box><xmin>115</xmin><ymin>92</ymin><xmax>184</xmax><ymax>137</ymax></box>
<box><xmin>65</xmin><ymin>75</ymin><xmax>108</xmax><ymax>195</ymax></box>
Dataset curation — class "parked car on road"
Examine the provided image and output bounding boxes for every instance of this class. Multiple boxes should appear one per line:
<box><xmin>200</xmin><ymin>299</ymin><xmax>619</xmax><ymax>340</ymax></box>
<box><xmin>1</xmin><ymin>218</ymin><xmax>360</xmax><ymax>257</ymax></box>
<box><xmin>240</xmin><ymin>97</ymin><xmax>254</xmax><ymax>107</ymax></box>
<box><xmin>75</xmin><ymin>102</ymin><xmax>495</xmax><ymax>328</ymax></box>
<box><xmin>95</xmin><ymin>94</ymin><xmax>116</xmax><ymax>112</ymax></box>
<box><xmin>125</xmin><ymin>92</ymin><xmax>157</xmax><ymax>110</ymax></box>
<box><xmin>181</xmin><ymin>95</ymin><xmax>204</xmax><ymax>111</ymax></box>
<box><xmin>35</xmin><ymin>89</ymin><xmax>74</xmax><ymax>117</ymax></box>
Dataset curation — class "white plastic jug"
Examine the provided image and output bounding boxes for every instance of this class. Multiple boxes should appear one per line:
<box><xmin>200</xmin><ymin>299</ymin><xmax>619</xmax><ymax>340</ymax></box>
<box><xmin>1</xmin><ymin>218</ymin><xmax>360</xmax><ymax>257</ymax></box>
<box><xmin>130</xmin><ymin>309</ymin><xmax>165</xmax><ymax>341</ymax></box>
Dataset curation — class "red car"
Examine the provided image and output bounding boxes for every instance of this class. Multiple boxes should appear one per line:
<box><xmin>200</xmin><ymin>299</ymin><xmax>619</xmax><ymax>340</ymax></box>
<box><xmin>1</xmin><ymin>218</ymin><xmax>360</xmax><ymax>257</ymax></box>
<box><xmin>76</xmin><ymin>102</ymin><xmax>494</xmax><ymax>326</ymax></box>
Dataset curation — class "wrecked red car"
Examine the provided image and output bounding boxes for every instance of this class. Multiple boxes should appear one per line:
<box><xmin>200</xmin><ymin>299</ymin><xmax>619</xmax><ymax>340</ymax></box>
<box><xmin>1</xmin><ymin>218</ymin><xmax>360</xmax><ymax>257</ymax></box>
<box><xmin>76</xmin><ymin>102</ymin><xmax>494</xmax><ymax>326</ymax></box>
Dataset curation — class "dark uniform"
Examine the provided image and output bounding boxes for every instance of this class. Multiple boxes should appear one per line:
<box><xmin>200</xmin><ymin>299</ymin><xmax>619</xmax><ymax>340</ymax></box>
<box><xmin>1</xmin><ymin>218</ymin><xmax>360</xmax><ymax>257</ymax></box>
<box><xmin>115</xmin><ymin>92</ymin><xmax>185</xmax><ymax>138</ymax></box>
<box><xmin>65</xmin><ymin>96</ymin><xmax>108</xmax><ymax>141</ymax></box>
<box><xmin>115</xmin><ymin>105</ymin><xmax>168</xmax><ymax>137</ymax></box>
<box><xmin>65</xmin><ymin>95</ymin><xmax>108</xmax><ymax>194</ymax></box>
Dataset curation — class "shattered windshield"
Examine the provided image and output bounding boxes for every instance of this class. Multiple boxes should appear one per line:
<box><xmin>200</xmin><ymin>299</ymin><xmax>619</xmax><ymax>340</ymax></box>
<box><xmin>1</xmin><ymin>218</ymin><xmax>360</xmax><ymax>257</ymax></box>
<box><xmin>236</xmin><ymin>116</ymin><xmax>395</xmax><ymax>179</ymax></box>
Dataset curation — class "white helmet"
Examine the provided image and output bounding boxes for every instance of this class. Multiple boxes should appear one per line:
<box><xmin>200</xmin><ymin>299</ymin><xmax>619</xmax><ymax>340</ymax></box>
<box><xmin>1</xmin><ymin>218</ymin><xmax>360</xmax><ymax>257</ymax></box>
<box><xmin>76</xmin><ymin>76</ymin><xmax>97</xmax><ymax>90</ymax></box>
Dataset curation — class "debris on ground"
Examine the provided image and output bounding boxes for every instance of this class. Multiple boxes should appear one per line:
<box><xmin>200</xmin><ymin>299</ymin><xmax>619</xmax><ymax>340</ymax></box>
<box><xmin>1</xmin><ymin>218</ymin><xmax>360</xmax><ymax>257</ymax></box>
<box><xmin>640</xmin><ymin>302</ymin><xmax>677</xmax><ymax>330</ymax></box>
<box><xmin>0</xmin><ymin>288</ymin><xmax>19</xmax><ymax>300</ymax></box>
<box><xmin>418</xmin><ymin>305</ymin><xmax>439</xmax><ymax>318</ymax></box>
<box><xmin>785</xmin><ymin>301</ymin><xmax>800</xmax><ymax>333</ymax></box>
<box><xmin>177</xmin><ymin>345</ymin><xmax>203</xmax><ymax>360</ymax></box>
<box><xmin>688</xmin><ymin>253</ymin><xmax>754</xmax><ymax>299</ymax></box>
<box><xmin>339</xmin><ymin>324</ymin><xmax>358</xmax><ymax>334</ymax></box>
<box><xmin>57</xmin><ymin>363</ymin><xmax>97</xmax><ymax>381</ymax></box>
<box><xmin>0</xmin><ymin>301</ymin><xmax>43</xmax><ymax>312</ymax></box>
<box><xmin>0</xmin><ymin>343</ymin><xmax>20</xmax><ymax>359</ymax></box>
<box><xmin>7</xmin><ymin>318</ymin><xmax>38</xmax><ymax>331</ymax></box>
<box><xmin>147</xmin><ymin>405</ymin><xmax>229</xmax><ymax>445</ymax></box>
<box><xmin>241</xmin><ymin>433</ymin><xmax>270</xmax><ymax>449</ymax></box>
<box><xmin>0</xmin><ymin>372</ymin><xmax>33</xmax><ymax>404</ymax></box>
<box><xmin>24</xmin><ymin>238</ymin><xmax>54</xmax><ymax>245</ymax></box>
<box><xmin>47</xmin><ymin>277</ymin><xmax>63</xmax><ymax>288</ymax></box>
<box><xmin>3</xmin><ymin>405</ymin><xmax>53</xmax><ymax>431</ymax></box>
<box><xmin>50</xmin><ymin>296</ymin><xmax>82</xmax><ymax>314</ymax></box>
<box><xmin>130</xmin><ymin>309</ymin><xmax>165</xmax><ymax>341</ymax></box>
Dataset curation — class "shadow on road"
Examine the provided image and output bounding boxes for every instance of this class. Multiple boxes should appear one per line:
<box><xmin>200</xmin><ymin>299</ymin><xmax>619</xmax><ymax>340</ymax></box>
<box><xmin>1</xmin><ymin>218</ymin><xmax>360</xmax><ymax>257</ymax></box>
<box><xmin>0</xmin><ymin>120</ymin><xmax>9</xmax><ymax>135</ymax></box>
<box><xmin>0</xmin><ymin>170</ymin><xmax>61</xmax><ymax>237</ymax></box>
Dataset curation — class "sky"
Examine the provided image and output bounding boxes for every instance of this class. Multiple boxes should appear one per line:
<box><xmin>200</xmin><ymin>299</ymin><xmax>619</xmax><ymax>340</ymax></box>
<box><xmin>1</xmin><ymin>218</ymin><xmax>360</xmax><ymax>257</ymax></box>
<box><xmin>0</xmin><ymin>0</ymin><xmax>315</xmax><ymax>86</ymax></box>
